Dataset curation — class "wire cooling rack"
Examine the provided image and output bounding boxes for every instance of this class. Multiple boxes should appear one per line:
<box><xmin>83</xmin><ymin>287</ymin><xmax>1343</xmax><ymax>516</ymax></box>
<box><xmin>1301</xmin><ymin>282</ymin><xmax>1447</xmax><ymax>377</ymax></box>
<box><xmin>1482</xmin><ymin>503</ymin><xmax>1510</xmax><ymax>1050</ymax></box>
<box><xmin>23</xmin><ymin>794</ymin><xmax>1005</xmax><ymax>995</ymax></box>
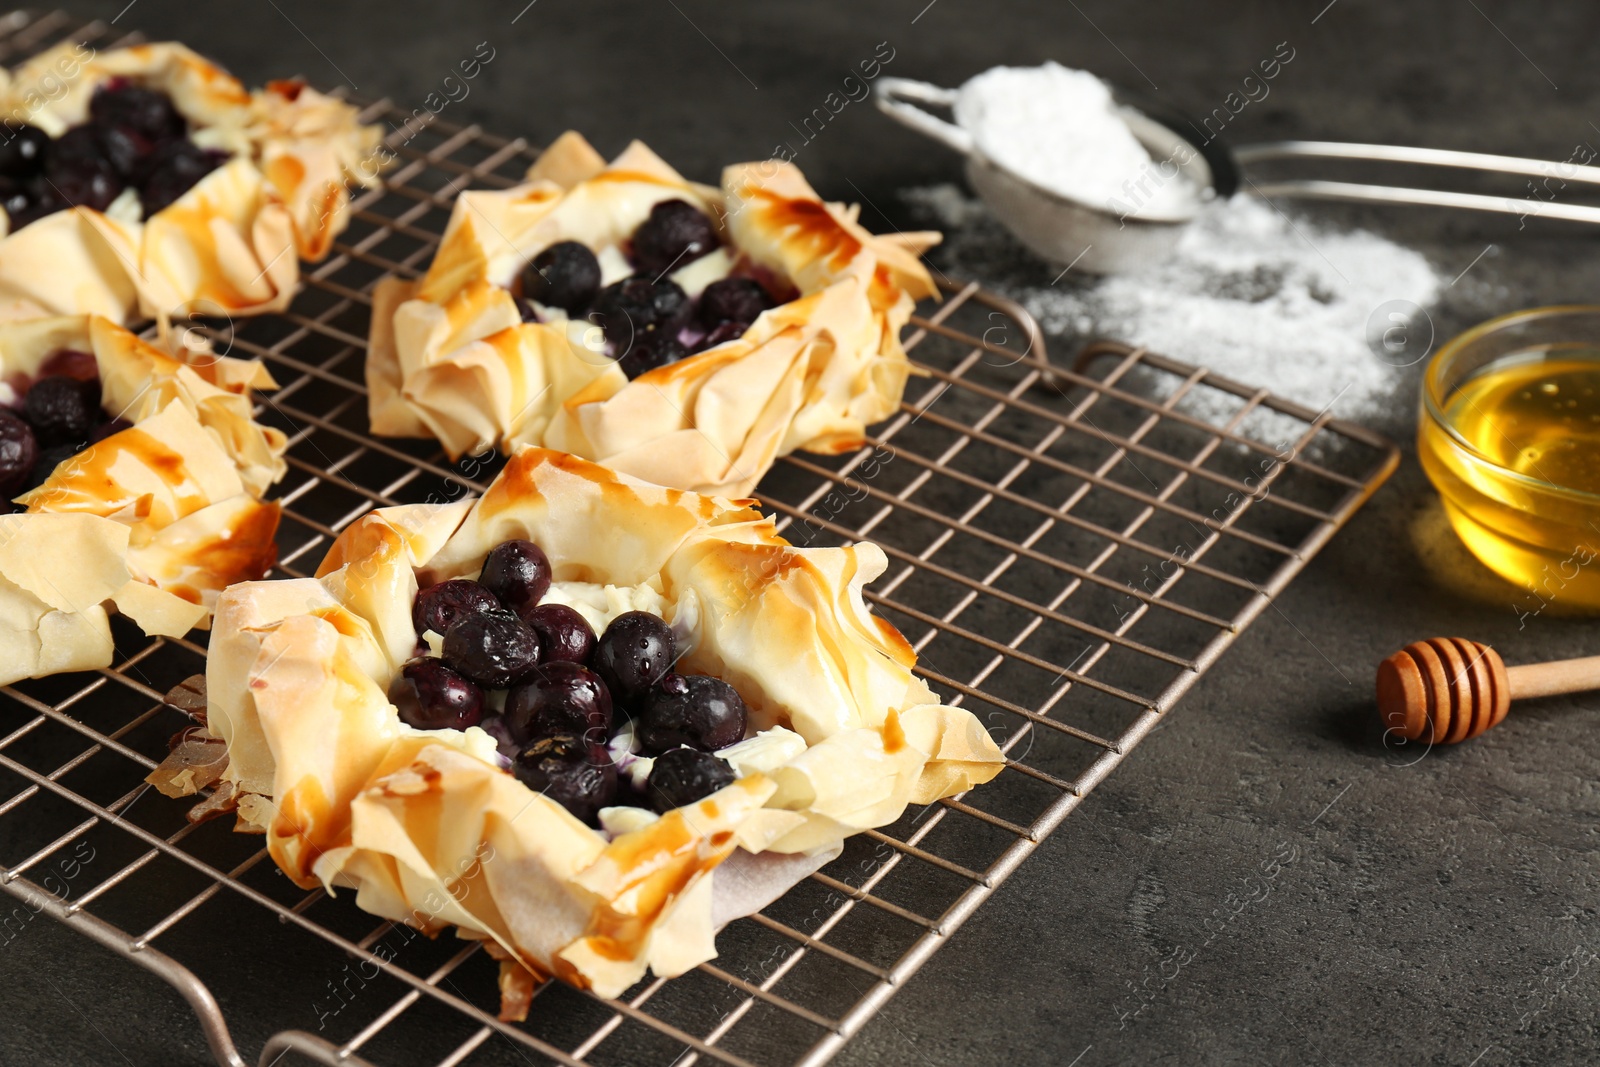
<box><xmin>0</xmin><ymin>10</ymin><xmax>1400</xmax><ymax>1067</ymax></box>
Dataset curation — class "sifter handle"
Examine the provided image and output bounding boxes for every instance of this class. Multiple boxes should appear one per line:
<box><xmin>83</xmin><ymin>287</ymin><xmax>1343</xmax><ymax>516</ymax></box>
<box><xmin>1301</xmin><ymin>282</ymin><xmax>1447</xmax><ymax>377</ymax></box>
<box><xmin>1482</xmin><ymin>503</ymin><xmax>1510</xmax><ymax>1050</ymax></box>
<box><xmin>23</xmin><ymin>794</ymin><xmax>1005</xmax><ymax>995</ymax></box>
<box><xmin>874</xmin><ymin>77</ymin><xmax>973</xmax><ymax>155</ymax></box>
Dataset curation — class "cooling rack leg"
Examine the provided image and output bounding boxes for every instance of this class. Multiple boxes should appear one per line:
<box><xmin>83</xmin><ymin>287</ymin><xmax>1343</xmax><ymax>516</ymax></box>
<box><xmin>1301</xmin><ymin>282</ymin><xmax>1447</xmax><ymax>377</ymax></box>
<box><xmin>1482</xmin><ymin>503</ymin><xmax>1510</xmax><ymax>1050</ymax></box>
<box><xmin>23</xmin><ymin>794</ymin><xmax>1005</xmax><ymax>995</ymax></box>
<box><xmin>0</xmin><ymin>873</ymin><xmax>247</xmax><ymax>1067</ymax></box>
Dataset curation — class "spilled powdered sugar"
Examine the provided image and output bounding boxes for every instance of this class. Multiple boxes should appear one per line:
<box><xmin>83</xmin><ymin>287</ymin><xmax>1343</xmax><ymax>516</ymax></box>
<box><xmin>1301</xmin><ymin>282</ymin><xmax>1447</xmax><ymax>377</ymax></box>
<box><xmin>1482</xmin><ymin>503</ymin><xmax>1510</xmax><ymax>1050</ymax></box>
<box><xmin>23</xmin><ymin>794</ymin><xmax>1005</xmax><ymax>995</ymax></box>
<box><xmin>903</xmin><ymin>184</ymin><xmax>1441</xmax><ymax>423</ymax></box>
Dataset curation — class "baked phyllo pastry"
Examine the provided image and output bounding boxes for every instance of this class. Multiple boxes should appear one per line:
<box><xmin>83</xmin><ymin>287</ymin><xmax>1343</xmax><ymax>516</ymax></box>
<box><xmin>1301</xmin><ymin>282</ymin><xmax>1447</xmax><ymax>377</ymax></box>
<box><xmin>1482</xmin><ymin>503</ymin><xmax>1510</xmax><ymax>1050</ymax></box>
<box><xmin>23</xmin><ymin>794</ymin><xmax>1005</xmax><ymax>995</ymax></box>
<box><xmin>0</xmin><ymin>314</ymin><xmax>286</xmax><ymax>685</ymax></box>
<box><xmin>183</xmin><ymin>447</ymin><xmax>1002</xmax><ymax>1003</ymax></box>
<box><xmin>0</xmin><ymin>41</ymin><xmax>382</xmax><ymax>324</ymax></box>
<box><xmin>367</xmin><ymin>131</ymin><xmax>940</xmax><ymax>497</ymax></box>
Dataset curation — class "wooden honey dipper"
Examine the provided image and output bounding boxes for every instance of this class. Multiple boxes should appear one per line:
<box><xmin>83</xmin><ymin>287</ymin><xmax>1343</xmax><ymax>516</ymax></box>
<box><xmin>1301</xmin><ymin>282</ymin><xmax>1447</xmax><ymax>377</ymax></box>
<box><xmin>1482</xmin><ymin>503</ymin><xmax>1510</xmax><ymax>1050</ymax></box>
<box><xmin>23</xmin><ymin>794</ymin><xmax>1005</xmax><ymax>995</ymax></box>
<box><xmin>1376</xmin><ymin>638</ymin><xmax>1600</xmax><ymax>743</ymax></box>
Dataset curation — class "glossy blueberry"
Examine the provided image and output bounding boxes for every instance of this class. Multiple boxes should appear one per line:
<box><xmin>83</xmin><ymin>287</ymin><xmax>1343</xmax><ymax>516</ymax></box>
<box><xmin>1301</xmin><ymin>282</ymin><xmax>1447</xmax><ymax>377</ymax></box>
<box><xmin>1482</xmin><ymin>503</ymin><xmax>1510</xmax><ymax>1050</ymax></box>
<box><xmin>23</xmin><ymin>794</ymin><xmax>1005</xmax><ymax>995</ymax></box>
<box><xmin>630</xmin><ymin>199</ymin><xmax>719</xmax><ymax>276</ymax></box>
<box><xmin>441</xmin><ymin>608</ymin><xmax>540</xmax><ymax>689</ymax></box>
<box><xmin>616</xmin><ymin>330</ymin><xmax>687</xmax><ymax>380</ymax></box>
<box><xmin>0</xmin><ymin>183</ymin><xmax>29</xmax><ymax>224</ymax></box>
<box><xmin>698</xmin><ymin>277</ymin><xmax>771</xmax><ymax>329</ymax></box>
<box><xmin>637</xmin><ymin>674</ymin><xmax>748</xmax><ymax>754</ymax></box>
<box><xmin>46</xmin><ymin>127</ymin><xmax>104</xmax><ymax>172</ymax></box>
<box><xmin>592</xmin><ymin>611</ymin><xmax>676</xmax><ymax>708</ymax></box>
<box><xmin>737</xmin><ymin>263</ymin><xmax>799</xmax><ymax>306</ymax></box>
<box><xmin>24</xmin><ymin>375</ymin><xmax>99</xmax><ymax>446</ymax></box>
<box><xmin>388</xmin><ymin>659</ymin><xmax>485</xmax><ymax>731</ymax></box>
<box><xmin>97</xmin><ymin>123</ymin><xmax>155</xmax><ymax>181</ymax></box>
<box><xmin>521</xmin><ymin>240</ymin><xmax>601</xmax><ymax>313</ymax></box>
<box><xmin>692</xmin><ymin>319</ymin><xmax>748</xmax><ymax>354</ymax></box>
<box><xmin>526</xmin><ymin>603</ymin><xmax>595</xmax><ymax>665</ymax></box>
<box><xmin>504</xmin><ymin>661</ymin><xmax>613</xmax><ymax>745</ymax></box>
<box><xmin>413</xmin><ymin>578</ymin><xmax>500</xmax><ymax>638</ymax></box>
<box><xmin>646</xmin><ymin>748</ymin><xmax>736</xmax><ymax>813</ymax></box>
<box><xmin>89</xmin><ymin>83</ymin><xmax>186</xmax><ymax>142</ymax></box>
<box><xmin>589</xmin><ymin>277</ymin><xmax>689</xmax><ymax>346</ymax></box>
<box><xmin>140</xmin><ymin>141</ymin><xmax>226</xmax><ymax>215</ymax></box>
<box><xmin>478</xmin><ymin>539</ymin><xmax>552</xmax><ymax>622</ymax></box>
<box><xmin>45</xmin><ymin>127</ymin><xmax>123</xmax><ymax>213</ymax></box>
<box><xmin>5</xmin><ymin>178</ymin><xmax>58</xmax><ymax>229</ymax></box>
<box><xmin>0</xmin><ymin>124</ymin><xmax>49</xmax><ymax>178</ymax></box>
<box><xmin>512</xmin><ymin>734</ymin><xmax>617</xmax><ymax>824</ymax></box>
<box><xmin>38</xmin><ymin>348</ymin><xmax>99</xmax><ymax>382</ymax></box>
<box><xmin>0</xmin><ymin>409</ymin><xmax>38</xmax><ymax>496</ymax></box>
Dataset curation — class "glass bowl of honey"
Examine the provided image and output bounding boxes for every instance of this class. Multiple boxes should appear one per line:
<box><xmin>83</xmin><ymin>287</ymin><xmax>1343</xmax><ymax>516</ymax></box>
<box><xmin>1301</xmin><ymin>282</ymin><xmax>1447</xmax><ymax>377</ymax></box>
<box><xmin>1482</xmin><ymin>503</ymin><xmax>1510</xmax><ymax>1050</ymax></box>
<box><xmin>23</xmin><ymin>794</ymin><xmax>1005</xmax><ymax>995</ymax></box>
<box><xmin>1420</xmin><ymin>306</ymin><xmax>1600</xmax><ymax>609</ymax></box>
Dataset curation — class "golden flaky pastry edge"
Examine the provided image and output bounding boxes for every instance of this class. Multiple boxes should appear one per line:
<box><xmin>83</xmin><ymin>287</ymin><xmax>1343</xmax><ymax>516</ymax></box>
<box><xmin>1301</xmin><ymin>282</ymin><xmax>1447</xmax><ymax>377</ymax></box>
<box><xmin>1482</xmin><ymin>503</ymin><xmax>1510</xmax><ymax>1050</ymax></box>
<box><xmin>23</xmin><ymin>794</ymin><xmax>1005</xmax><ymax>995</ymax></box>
<box><xmin>365</xmin><ymin>131</ymin><xmax>939</xmax><ymax>497</ymax></box>
<box><xmin>179</xmin><ymin>446</ymin><xmax>1001</xmax><ymax>1004</ymax></box>
<box><xmin>0</xmin><ymin>41</ymin><xmax>383</xmax><ymax>324</ymax></box>
<box><xmin>0</xmin><ymin>314</ymin><xmax>286</xmax><ymax>685</ymax></box>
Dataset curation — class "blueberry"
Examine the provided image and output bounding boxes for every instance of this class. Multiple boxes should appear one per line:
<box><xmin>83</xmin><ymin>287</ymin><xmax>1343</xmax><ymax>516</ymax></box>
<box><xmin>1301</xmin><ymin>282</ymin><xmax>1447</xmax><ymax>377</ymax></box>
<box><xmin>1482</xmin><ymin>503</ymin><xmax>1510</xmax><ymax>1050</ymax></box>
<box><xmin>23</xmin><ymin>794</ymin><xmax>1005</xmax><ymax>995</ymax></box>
<box><xmin>637</xmin><ymin>674</ymin><xmax>748</xmax><ymax>754</ymax></box>
<box><xmin>526</xmin><ymin>603</ymin><xmax>596</xmax><ymax>665</ymax></box>
<box><xmin>504</xmin><ymin>661</ymin><xmax>612</xmax><ymax>746</ymax></box>
<box><xmin>97</xmin><ymin>123</ymin><xmax>155</xmax><ymax>182</ymax></box>
<box><xmin>631</xmin><ymin>199</ymin><xmax>719</xmax><ymax>276</ymax></box>
<box><xmin>698</xmin><ymin>277</ymin><xmax>771</xmax><ymax>329</ymax></box>
<box><xmin>521</xmin><ymin>240</ymin><xmax>601</xmax><ymax>313</ymax></box>
<box><xmin>37</xmin><ymin>348</ymin><xmax>99</xmax><ymax>382</ymax></box>
<box><xmin>646</xmin><ymin>748</ymin><xmax>736</xmax><ymax>813</ymax></box>
<box><xmin>24</xmin><ymin>376</ymin><xmax>99</xmax><ymax>446</ymax></box>
<box><xmin>692</xmin><ymin>320</ymin><xmax>749</xmax><ymax>354</ymax></box>
<box><xmin>592</xmin><ymin>611</ymin><xmax>676</xmax><ymax>708</ymax></box>
<box><xmin>616</xmin><ymin>330</ymin><xmax>687</xmax><ymax>380</ymax></box>
<box><xmin>413</xmin><ymin>578</ymin><xmax>500</xmax><ymax>638</ymax></box>
<box><xmin>44</xmin><ymin>128</ymin><xmax>123</xmax><ymax>213</ymax></box>
<box><xmin>388</xmin><ymin>659</ymin><xmax>485</xmax><ymax>731</ymax></box>
<box><xmin>478</xmin><ymin>539</ymin><xmax>552</xmax><ymax>622</ymax></box>
<box><xmin>0</xmin><ymin>183</ymin><xmax>30</xmax><ymax>226</ymax></box>
<box><xmin>47</xmin><ymin>127</ymin><xmax>103</xmax><ymax>172</ymax></box>
<box><xmin>89</xmin><ymin>84</ymin><xmax>186</xmax><ymax>143</ymax></box>
<box><xmin>6</xmin><ymin>177</ymin><xmax>57</xmax><ymax>229</ymax></box>
<box><xmin>441</xmin><ymin>608</ymin><xmax>540</xmax><ymax>689</ymax></box>
<box><xmin>0</xmin><ymin>124</ymin><xmax>49</xmax><ymax>178</ymax></box>
<box><xmin>26</xmin><ymin>441</ymin><xmax>83</xmax><ymax>491</ymax></box>
<box><xmin>140</xmin><ymin>141</ymin><xmax>226</xmax><ymax>215</ymax></box>
<box><xmin>589</xmin><ymin>277</ymin><xmax>689</xmax><ymax>347</ymax></box>
<box><xmin>513</xmin><ymin>734</ymin><xmax>616</xmax><ymax>824</ymax></box>
<box><xmin>0</xmin><ymin>409</ymin><xmax>37</xmax><ymax>497</ymax></box>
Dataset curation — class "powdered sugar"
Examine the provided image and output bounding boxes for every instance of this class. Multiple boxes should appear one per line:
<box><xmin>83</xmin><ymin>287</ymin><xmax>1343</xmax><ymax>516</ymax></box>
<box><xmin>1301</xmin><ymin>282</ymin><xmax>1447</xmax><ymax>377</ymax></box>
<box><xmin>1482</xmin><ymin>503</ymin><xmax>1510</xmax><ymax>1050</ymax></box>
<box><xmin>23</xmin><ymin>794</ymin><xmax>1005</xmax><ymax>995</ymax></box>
<box><xmin>953</xmin><ymin>62</ymin><xmax>1201</xmax><ymax>220</ymax></box>
<box><xmin>903</xmin><ymin>184</ymin><xmax>1441</xmax><ymax>421</ymax></box>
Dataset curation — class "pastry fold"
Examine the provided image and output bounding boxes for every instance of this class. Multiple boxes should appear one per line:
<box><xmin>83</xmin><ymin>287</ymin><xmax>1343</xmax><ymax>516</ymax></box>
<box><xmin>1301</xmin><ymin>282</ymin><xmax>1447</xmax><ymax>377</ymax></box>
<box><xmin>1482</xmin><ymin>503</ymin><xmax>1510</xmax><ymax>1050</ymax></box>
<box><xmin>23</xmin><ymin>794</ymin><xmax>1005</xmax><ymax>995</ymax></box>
<box><xmin>0</xmin><ymin>315</ymin><xmax>286</xmax><ymax>685</ymax></box>
<box><xmin>197</xmin><ymin>447</ymin><xmax>1003</xmax><ymax>1000</ymax></box>
<box><xmin>0</xmin><ymin>41</ymin><xmax>382</xmax><ymax>323</ymax></box>
<box><xmin>366</xmin><ymin>132</ymin><xmax>939</xmax><ymax>497</ymax></box>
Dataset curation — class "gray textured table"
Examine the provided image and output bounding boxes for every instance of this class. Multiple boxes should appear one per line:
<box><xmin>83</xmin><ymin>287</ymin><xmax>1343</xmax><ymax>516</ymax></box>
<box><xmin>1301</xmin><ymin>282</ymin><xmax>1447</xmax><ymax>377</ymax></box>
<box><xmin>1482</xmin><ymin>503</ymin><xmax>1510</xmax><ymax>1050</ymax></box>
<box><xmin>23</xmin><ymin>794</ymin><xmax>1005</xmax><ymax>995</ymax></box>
<box><xmin>5</xmin><ymin>1</ymin><xmax>1600</xmax><ymax>1064</ymax></box>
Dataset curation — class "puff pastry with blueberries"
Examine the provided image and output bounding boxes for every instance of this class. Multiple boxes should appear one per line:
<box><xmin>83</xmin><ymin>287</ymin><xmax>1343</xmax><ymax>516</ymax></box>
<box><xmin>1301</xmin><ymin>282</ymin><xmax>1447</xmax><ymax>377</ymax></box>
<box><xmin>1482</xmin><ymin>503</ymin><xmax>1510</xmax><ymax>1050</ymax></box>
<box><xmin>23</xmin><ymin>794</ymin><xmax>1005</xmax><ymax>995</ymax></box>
<box><xmin>185</xmin><ymin>447</ymin><xmax>1002</xmax><ymax>1002</ymax></box>
<box><xmin>366</xmin><ymin>131</ymin><xmax>939</xmax><ymax>497</ymax></box>
<box><xmin>0</xmin><ymin>41</ymin><xmax>382</xmax><ymax>324</ymax></box>
<box><xmin>0</xmin><ymin>314</ymin><xmax>286</xmax><ymax>685</ymax></box>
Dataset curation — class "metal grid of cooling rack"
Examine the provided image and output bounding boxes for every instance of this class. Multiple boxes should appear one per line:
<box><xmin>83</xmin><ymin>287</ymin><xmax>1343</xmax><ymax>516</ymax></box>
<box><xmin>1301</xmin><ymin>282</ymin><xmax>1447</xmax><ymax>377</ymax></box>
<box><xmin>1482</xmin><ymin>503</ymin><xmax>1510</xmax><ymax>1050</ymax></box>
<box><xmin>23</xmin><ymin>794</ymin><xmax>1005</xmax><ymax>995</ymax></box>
<box><xmin>0</xmin><ymin>10</ymin><xmax>1400</xmax><ymax>1067</ymax></box>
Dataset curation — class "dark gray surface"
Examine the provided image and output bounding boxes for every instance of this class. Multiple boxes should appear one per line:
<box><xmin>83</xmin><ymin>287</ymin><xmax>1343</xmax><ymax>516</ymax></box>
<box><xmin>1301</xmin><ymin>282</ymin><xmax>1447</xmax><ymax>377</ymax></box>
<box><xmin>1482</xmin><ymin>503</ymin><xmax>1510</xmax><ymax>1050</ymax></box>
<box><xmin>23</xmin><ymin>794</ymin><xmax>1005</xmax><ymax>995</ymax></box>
<box><xmin>5</xmin><ymin>1</ymin><xmax>1600</xmax><ymax>1065</ymax></box>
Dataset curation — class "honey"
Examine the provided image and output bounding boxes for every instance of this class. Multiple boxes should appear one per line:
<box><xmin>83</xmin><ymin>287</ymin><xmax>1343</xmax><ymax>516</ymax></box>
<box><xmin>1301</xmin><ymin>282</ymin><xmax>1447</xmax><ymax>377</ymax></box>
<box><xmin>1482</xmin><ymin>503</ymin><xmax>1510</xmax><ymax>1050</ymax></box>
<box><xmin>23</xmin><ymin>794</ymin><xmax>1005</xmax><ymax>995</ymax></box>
<box><xmin>1421</xmin><ymin>345</ymin><xmax>1600</xmax><ymax>609</ymax></box>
